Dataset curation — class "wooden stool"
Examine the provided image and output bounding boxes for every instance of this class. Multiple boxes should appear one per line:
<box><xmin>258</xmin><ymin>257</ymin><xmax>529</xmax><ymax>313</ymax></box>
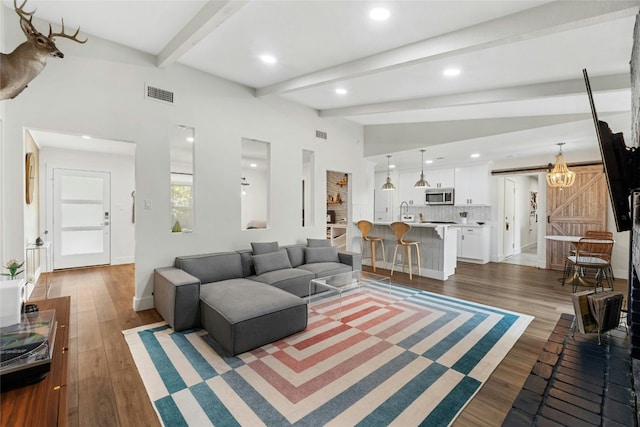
<box><xmin>356</xmin><ymin>220</ymin><xmax>386</xmax><ymax>272</ymax></box>
<box><xmin>390</xmin><ymin>222</ymin><xmax>421</xmax><ymax>280</ymax></box>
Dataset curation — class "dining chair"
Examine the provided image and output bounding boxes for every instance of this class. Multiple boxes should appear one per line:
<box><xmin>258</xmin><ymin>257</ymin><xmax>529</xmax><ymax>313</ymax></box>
<box><xmin>563</xmin><ymin>230</ymin><xmax>615</xmax><ymax>284</ymax></box>
<box><xmin>389</xmin><ymin>222</ymin><xmax>421</xmax><ymax>280</ymax></box>
<box><xmin>356</xmin><ymin>220</ymin><xmax>386</xmax><ymax>272</ymax></box>
<box><xmin>562</xmin><ymin>237</ymin><xmax>614</xmax><ymax>292</ymax></box>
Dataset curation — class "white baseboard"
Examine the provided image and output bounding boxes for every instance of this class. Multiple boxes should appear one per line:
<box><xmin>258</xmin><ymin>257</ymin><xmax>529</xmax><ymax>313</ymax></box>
<box><xmin>113</xmin><ymin>256</ymin><xmax>135</xmax><ymax>265</ymax></box>
<box><xmin>133</xmin><ymin>295</ymin><xmax>154</xmax><ymax>311</ymax></box>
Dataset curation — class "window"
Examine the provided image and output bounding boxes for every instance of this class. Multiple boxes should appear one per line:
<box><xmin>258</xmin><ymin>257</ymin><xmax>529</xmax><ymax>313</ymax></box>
<box><xmin>170</xmin><ymin>125</ymin><xmax>194</xmax><ymax>232</ymax></box>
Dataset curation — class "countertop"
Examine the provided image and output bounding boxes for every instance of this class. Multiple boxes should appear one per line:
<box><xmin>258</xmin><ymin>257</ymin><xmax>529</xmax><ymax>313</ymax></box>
<box><xmin>371</xmin><ymin>221</ymin><xmax>488</xmax><ymax>228</ymax></box>
<box><xmin>372</xmin><ymin>221</ymin><xmax>450</xmax><ymax>228</ymax></box>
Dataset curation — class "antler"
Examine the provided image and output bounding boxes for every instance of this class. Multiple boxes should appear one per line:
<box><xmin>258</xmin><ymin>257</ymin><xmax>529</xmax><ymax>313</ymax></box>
<box><xmin>14</xmin><ymin>0</ymin><xmax>35</xmax><ymax>20</ymax></box>
<box><xmin>48</xmin><ymin>19</ymin><xmax>87</xmax><ymax>44</ymax></box>
<box><xmin>14</xmin><ymin>0</ymin><xmax>37</xmax><ymax>34</ymax></box>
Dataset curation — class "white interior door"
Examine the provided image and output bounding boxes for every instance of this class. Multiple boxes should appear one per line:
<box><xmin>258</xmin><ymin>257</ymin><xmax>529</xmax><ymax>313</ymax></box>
<box><xmin>53</xmin><ymin>169</ymin><xmax>111</xmax><ymax>269</ymax></box>
<box><xmin>503</xmin><ymin>178</ymin><xmax>516</xmax><ymax>258</ymax></box>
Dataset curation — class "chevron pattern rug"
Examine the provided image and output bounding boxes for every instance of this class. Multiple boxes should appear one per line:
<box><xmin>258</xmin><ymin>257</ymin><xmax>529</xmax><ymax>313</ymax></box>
<box><xmin>124</xmin><ymin>282</ymin><xmax>533</xmax><ymax>426</ymax></box>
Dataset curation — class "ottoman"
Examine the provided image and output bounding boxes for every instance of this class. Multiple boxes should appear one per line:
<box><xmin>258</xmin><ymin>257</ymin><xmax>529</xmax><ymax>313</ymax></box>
<box><xmin>200</xmin><ymin>278</ymin><xmax>308</xmax><ymax>355</ymax></box>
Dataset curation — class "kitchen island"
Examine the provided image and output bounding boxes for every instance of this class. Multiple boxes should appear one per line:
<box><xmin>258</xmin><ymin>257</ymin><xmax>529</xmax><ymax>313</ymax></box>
<box><xmin>358</xmin><ymin>222</ymin><xmax>458</xmax><ymax>280</ymax></box>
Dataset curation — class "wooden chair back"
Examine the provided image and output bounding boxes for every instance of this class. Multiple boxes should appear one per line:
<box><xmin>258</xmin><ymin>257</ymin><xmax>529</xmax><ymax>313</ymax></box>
<box><xmin>357</xmin><ymin>220</ymin><xmax>374</xmax><ymax>240</ymax></box>
<box><xmin>584</xmin><ymin>230</ymin><xmax>613</xmax><ymax>240</ymax></box>
<box><xmin>390</xmin><ymin>222</ymin><xmax>412</xmax><ymax>244</ymax></box>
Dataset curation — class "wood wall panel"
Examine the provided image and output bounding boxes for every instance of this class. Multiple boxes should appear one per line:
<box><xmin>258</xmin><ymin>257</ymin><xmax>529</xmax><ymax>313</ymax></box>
<box><xmin>546</xmin><ymin>165</ymin><xmax>607</xmax><ymax>270</ymax></box>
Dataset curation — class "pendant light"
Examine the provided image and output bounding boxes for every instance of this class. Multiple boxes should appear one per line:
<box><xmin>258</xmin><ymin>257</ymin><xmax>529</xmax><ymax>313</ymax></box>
<box><xmin>381</xmin><ymin>155</ymin><xmax>395</xmax><ymax>190</ymax></box>
<box><xmin>546</xmin><ymin>143</ymin><xmax>576</xmax><ymax>188</ymax></box>
<box><xmin>414</xmin><ymin>149</ymin><xmax>430</xmax><ymax>188</ymax></box>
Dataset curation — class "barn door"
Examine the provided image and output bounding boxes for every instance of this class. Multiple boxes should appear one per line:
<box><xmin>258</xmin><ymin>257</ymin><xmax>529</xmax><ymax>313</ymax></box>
<box><xmin>546</xmin><ymin>165</ymin><xmax>607</xmax><ymax>270</ymax></box>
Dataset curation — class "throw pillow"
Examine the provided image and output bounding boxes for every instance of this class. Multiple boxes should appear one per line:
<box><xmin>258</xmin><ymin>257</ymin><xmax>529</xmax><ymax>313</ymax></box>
<box><xmin>305</xmin><ymin>246</ymin><xmax>339</xmax><ymax>264</ymax></box>
<box><xmin>251</xmin><ymin>241</ymin><xmax>279</xmax><ymax>255</ymax></box>
<box><xmin>252</xmin><ymin>250</ymin><xmax>292</xmax><ymax>275</ymax></box>
<box><xmin>307</xmin><ymin>238</ymin><xmax>331</xmax><ymax>248</ymax></box>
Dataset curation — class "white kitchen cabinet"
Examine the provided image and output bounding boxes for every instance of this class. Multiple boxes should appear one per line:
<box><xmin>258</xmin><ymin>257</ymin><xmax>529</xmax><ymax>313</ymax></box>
<box><xmin>425</xmin><ymin>168</ymin><xmax>454</xmax><ymax>189</ymax></box>
<box><xmin>374</xmin><ymin>171</ymin><xmax>395</xmax><ymax>221</ymax></box>
<box><xmin>455</xmin><ymin>225</ymin><xmax>490</xmax><ymax>264</ymax></box>
<box><xmin>454</xmin><ymin>164</ymin><xmax>489</xmax><ymax>205</ymax></box>
<box><xmin>398</xmin><ymin>171</ymin><xmax>426</xmax><ymax>207</ymax></box>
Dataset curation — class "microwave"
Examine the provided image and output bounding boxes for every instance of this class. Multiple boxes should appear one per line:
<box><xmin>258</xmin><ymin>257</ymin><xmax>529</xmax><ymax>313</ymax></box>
<box><xmin>425</xmin><ymin>188</ymin><xmax>454</xmax><ymax>205</ymax></box>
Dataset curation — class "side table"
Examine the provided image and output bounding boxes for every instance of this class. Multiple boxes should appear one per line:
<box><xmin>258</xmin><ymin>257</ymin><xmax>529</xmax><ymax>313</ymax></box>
<box><xmin>0</xmin><ymin>296</ymin><xmax>70</xmax><ymax>426</ymax></box>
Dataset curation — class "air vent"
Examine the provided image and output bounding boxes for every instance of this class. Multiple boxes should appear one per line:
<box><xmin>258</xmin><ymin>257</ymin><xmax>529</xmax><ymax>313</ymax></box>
<box><xmin>145</xmin><ymin>84</ymin><xmax>174</xmax><ymax>104</ymax></box>
<box><xmin>315</xmin><ymin>130</ymin><xmax>327</xmax><ymax>140</ymax></box>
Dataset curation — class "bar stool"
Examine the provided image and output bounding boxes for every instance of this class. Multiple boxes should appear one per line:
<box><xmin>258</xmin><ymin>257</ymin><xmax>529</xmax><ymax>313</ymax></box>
<box><xmin>356</xmin><ymin>220</ymin><xmax>386</xmax><ymax>272</ymax></box>
<box><xmin>390</xmin><ymin>222</ymin><xmax>421</xmax><ymax>280</ymax></box>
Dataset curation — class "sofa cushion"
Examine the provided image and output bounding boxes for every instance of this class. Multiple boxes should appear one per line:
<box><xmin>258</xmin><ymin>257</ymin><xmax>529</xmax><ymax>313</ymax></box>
<box><xmin>250</xmin><ymin>268</ymin><xmax>315</xmax><ymax>297</ymax></box>
<box><xmin>251</xmin><ymin>241</ymin><xmax>280</xmax><ymax>255</ymax></box>
<box><xmin>175</xmin><ymin>252</ymin><xmax>243</xmax><ymax>284</ymax></box>
<box><xmin>283</xmin><ymin>244</ymin><xmax>305</xmax><ymax>267</ymax></box>
<box><xmin>305</xmin><ymin>246</ymin><xmax>339</xmax><ymax>264</ymax></box>
<box><xmin>307</xmin><ymin>238</ymin><xmax>331</xmax><ymax>247</ymax></box>
<box><xmin>298</xmin><ymin>262</ymin><xmax>352</xmax><ymax>278</ymax></box>
<box><xmin>199</xmin><ymin>279</ymin><xmax>307</xmax><ymax>355</ymax></box>
<box><xmin>237</xmin><ymin>249</ymin><xmax>255</xmax><ymax>277</ymax></box>
<box><xmin>252</xmin><ymin>250</ymin><xmax>292</xmax><ymax>275</ymax></box>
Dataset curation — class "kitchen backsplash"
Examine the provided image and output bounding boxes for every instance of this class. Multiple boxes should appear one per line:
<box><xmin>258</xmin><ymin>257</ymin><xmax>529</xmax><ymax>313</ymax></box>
<box><xmin>405</xmin><ymin>205</ymin><xmax>492</xmax><ymax>223</ymax></box>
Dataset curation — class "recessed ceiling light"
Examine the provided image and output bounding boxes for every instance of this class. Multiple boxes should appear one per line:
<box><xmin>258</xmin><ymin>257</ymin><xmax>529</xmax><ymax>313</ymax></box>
<box><xmin>389</xmin><ymin>164</ymin><xmax>396</xmax><ymax>169</ymax></box>
<box><xmin>443</xmin><ymin>68</ymin><xmax>461</xmax><ymax>77</ymax></box>
<box><xmin>250</xmin><ymin>163</ymin><xmax>257</xmax><ymax>168</ymax></box>
<box><xmin>369</xmin><ymin>7</ymin><xmax>390</xmax><ymax>21</ymax></box>
<box><xmin>335</xmin><ymin>88</ymin><xmax>348</xmax><ymax>95</ymax></box>
<box><xmin>186</xmin><ymin>137</ymin><xmax>194</xmax><ymax>143</ymax></box>
<box><xmin>470</xmin><ymin>153</ymin><xmax>480</xmax><ymax>158</ymax></box>
<box><xmin>260</xmin><ymin>54</ymin><xmax>277</xmax><ymax>64</ymax></box>
<box><xmin>81</xmin><ymin>135</ymin><xmax>91</xmax><ymax>139</ymax></box>
<box><xmin>425</xmin><ymin>159</ymin><xmax>433</xmax><ymax>164</ymax></box>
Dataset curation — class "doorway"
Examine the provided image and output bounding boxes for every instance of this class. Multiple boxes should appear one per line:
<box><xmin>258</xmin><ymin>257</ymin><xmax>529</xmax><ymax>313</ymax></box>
<box><xmin>28</xmin><ymin>129</ymin><xmax>136</xmax><ymax>273</ymax></box>
<box><xmin>53</xmin><ymin>168</ymin><xmax>111</xmax><ymax>269</ymax></box>
<box><xmin>499</xmin><ymin>174</ymin><xmax>543</xmax><ymax>268</ymax></box>
<box><xmin>326</xmin><ymin>170</ymin><xmax>349</xmax><ymax>250</ymax></box>
<box><xmin>503</xmin><ymin>178</ymin><xmax>516</xmax><ymax>259</ymax></box>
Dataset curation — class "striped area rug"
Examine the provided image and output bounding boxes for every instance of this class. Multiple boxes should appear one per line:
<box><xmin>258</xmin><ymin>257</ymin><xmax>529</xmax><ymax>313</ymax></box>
<box><xmin>124</xmin><ymin>282</ymin><xmax>533</xmax><ymax>426</ymax></box>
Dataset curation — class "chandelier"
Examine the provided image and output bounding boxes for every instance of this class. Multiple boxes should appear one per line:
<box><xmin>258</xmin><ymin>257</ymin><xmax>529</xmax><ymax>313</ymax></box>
<box><xmin>546</xmin><ymin>143</ymin><xmax>575</xmax><ymax>188</ymax></box>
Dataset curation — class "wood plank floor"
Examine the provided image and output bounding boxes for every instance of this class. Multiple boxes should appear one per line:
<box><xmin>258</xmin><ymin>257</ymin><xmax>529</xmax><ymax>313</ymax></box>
<box><xmin>31</xmin><ymin>261</ymin><xmax>627</xmax><ymax>426</ymax></box>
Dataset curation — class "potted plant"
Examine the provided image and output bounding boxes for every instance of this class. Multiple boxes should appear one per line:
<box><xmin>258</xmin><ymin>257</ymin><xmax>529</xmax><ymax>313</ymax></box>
<box><xmin>2</xmin><ymin>259</ymin><xmax>24</xmax><ymax>280</ymax></box>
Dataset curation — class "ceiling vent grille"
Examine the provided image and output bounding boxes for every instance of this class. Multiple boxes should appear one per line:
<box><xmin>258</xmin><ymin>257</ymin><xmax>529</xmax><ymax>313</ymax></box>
<box><xmin>315</xmin><ymin>130</ymin><xmax>327</xmax><ymax>140</ymax></box>
<box><xmin>145</xmin><ymin>84</ymin><xmax>174</xmax><ymax>104</ymax></box>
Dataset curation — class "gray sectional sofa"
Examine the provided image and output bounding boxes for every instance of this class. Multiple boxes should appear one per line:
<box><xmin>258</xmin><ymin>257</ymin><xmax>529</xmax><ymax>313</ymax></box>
<box><xmin>154</xmin><ymin>239</ymin><xmax>361</xmax><ymax>355</ymax></box>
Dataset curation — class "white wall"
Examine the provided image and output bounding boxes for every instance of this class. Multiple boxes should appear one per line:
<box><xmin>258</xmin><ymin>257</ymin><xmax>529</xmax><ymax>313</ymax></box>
<box><xmin>40</xmin><ymin>147</ymin><xmax>136</xmax><ymax>266</ymax></box>
<box><xmin>1</xmin><ymin>15</ymin><xmax>368</xmax><ymax>310</ymax></box>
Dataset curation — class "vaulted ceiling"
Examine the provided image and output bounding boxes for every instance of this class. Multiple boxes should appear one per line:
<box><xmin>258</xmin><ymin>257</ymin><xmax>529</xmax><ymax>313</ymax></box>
<box><xmin>5</xmin><ymin>0</ymin><xmax>638</xmax><ymax>171</ymax></box>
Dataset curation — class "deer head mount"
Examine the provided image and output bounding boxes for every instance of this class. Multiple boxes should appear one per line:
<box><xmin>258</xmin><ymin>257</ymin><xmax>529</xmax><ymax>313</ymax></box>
<box><xmin>0</xmin><ymin>0</ymin><xmax>87</xmax><ymax>100</ymax></box>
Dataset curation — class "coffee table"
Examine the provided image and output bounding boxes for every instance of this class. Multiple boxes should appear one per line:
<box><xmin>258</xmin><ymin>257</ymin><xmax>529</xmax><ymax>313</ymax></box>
<box><xmin>308</xmin><ymin>270</ymin><xmax>391</xmax><ymax>320</ymax></box>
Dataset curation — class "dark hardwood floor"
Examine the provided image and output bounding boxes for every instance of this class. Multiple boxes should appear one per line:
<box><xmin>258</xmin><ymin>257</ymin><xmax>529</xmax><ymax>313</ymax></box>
<box><xmin>31</xmin><ymin>261</ymin><xmax>627</xmax><ymax>426</ymax></box>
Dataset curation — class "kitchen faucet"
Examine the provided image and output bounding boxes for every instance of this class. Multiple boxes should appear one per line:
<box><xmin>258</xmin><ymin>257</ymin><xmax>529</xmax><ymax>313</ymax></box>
<box><xmin>400</xmin><ymin>201</ymin><xmax>409</xmax><ymax>217</ymax></box>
